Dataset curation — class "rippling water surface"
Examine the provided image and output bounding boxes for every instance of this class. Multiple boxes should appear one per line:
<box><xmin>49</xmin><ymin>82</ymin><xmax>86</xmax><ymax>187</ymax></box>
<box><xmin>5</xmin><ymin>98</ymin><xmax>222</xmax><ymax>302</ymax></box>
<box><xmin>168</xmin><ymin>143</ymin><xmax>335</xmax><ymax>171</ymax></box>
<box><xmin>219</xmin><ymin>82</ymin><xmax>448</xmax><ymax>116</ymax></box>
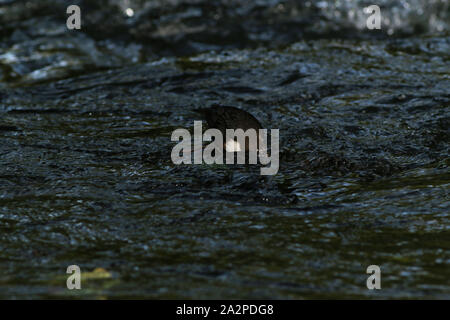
<box><xmin>0</xmin><ymin>0</ymin><xmax>449</xmax><ymax>298</ymax></box>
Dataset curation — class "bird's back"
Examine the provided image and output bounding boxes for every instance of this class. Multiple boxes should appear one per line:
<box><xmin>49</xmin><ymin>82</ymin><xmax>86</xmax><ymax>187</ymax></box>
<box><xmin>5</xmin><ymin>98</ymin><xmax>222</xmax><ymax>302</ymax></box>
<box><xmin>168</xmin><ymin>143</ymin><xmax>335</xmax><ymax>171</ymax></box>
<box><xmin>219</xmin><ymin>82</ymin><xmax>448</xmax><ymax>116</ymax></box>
<box><xmin>193</xmin><ymin>105</ymin><xmax>262</xmax><ymax>133</ymax></box>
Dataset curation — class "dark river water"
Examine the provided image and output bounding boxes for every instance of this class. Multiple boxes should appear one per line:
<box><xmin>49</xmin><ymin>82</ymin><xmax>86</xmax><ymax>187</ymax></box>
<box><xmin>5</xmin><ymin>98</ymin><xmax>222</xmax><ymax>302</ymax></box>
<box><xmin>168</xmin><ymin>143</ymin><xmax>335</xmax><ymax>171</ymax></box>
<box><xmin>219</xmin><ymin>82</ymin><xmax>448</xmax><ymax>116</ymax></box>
<box><xmin>0</xmin><ymin>0</ymin><xmax>449</xmax><ymax>299</ymax></box>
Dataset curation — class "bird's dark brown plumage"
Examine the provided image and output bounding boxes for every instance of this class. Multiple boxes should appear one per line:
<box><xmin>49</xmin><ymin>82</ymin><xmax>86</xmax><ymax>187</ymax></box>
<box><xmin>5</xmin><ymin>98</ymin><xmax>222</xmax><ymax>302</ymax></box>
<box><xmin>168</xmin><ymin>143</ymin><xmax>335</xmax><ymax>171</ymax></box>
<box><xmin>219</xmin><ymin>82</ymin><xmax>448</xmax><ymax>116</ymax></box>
<box><xmin>193</xmin><ymin>105</ymin><xmax>262</xmax><ymax>133</ymax></box>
